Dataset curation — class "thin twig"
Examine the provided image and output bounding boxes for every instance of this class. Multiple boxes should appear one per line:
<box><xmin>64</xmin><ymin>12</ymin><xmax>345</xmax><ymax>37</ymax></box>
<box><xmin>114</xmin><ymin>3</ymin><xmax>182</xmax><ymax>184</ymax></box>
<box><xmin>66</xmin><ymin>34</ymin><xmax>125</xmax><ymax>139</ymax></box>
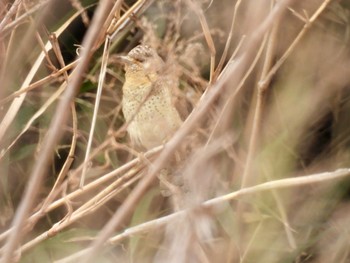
<box><xmin>79</xmin><ymin>1</ymin><xmax>296</xmax><ymax>262</ymax></box>
<box><xmin>57</xmin><ymin>168</ymin><xmax>350</xmax><ymax>262</ymax></box>
<box><xmin>0</xmin><ymin>145</ymin><xmax>162</xmax><ymax>243</ymax></box>
<box><xmin>20</xmin><ymin>168</ymin><xmax>143</xmax><ymax>254</ymax></box>
<box><xmin>187</xmin><ymin>0</ymin><xmax>216</xmax><ymax>83</ymax></box>
<box><xmin>1</xmin><ymin>0</ymin><xmax>51</xmax><ymax>36</ymax></box>
<box><xmin>39</xmin><ymin>103</ymin><xmax>78</xmax><ymax>214</ymax></box>
<box><xmin>258</xmin><ymin>0</ymin><xmax>333</xmax><ymax>90</ymax></box>
<box><xmin>0</xmin><ymin>60</ymin><xmax>78</xmax><ymax>106</ymax></box>
<box><xmin>0</xmin><ymin>1</ymin><xmax>113</xmax><ymax>262</ymax></box>
<box><xmin>213</xmin><ymin>0</ymin><xmax>242</xmax><ymax>81</ymax></box>
<box><xmin>80</xmin><ymin>35</ymin><xmax>112</xmax><ymax>187</ymax></box>
<box><xmin>0</xmin><ymin>0</ymin><xmax>22</xmax><ymax>33</ymax></box>
<box><xmin>0</xmin><ymin>10</ymin><xmax>84</xmax><ymax>143</ymax></box>
<box><xmin>0</xmin><ymin>84</ymin><xmax>66</xmax><ymax>160</ymax></box>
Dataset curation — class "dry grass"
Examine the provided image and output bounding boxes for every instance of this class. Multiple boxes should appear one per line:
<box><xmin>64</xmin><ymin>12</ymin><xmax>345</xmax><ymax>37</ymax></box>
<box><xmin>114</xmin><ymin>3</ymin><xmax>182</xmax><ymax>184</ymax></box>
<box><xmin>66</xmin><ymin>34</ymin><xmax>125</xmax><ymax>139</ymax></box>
<box><xmin>1</xmin><ymin>0</ymin><xmax>350</xmax><ymax>262</ymax></box>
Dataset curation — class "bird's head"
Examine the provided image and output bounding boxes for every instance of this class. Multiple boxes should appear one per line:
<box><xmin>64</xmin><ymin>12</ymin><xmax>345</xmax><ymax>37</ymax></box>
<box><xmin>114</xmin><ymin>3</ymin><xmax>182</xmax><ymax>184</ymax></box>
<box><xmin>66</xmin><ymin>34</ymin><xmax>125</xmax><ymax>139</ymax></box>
<box><xmin>119</xmin><ymin>45</ymin><xmax>164</xmax><ymax>77</ymax></box>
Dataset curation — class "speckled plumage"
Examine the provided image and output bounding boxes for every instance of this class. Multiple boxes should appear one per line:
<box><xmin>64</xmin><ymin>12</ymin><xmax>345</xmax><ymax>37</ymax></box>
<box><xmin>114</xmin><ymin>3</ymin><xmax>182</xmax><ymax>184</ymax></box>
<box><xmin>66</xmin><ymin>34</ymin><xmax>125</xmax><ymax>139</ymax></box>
<box><xmin>121</xmin><ymin>45</ymin><xmax>183</xmax><ymax>149</ymax></box>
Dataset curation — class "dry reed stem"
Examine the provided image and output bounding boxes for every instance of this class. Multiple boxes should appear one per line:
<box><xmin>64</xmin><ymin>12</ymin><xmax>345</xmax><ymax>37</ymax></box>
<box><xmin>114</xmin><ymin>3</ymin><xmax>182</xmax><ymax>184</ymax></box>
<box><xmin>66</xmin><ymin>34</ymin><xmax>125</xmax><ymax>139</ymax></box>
<box><xmin>0</xmin><ymin>9</ymin><xmax>83</xmax><ymax>143</ymax></box>
<box><xmin>0</xmin><ymin>60</ymin><xmax>78</xmax><ymax>105</ymax></box>
<box><xmin>80</xmin><ymin>36</ymin><xmax>111</xmax><ymax>187</ymax></box>
<box><xmin>258</xmin><ymin>0</ymin><xmax>333</xmax><ymax>89</ymax></box>
<box><xmin>39</xmin><ymin>104</ymin><xmax>78</xmax><ymax>214</ymax></box>
<box><xmin>1</xmin><ymin>0</ymin><xmax>51</xmax><ymax>36</ymax></box>
<box><xmin>20</xmin><ymin>169</ymin><xmax>143</xmax><ymax>254</ymax></box>
<box><xmin>213</xmin><ymin>0</ymin><xmax>242</xmax><ymax>81</ymax></box>
<box><xmin>0</xmin><ymin>0</ymin><xmax>346</xmax><ymax>262</ymax></box>
<box><xmin>239</xmin><ymin>0</ymin><xmax>332</xmax><ymax>221</ymax></box>
<box><xmin>81</xmin><ymin>0</ymin><xmax>155</xmax><ymax>186</ymax></box>
<box><xmin>0</xmin><ymin>145</ymin><xmax>161</xmax><ymax>243</ymax></box>
<box><xmin>57</xmin><ymin>168</ymin><xmax>350</xmax><ymax>262</ymax></box>
<box><xmin>187</xmin><ymin>0</ymin><xmax>216</xmax><ymax>83</ymax></box>
<box><xmin>0</xmin><ymin>0</ymin><xmax>22</xmax><ymax>33</ymax></box>
<box><xmin>0</xmin><ymin>1</ymin><xmax>114</xmax><ymax>262</ymax></box>
<box><xmin>1</xmin><ymin>84</ymin><xmax>66</xmax><ymax>159</ymax></box>
<box><xmin>107</xmin><ymin>0</ymin><xmax>153</xmax><ymax>42</ymax></box>
<box><xmin>238</xmin><ymin>1</ymin><xmax>333</xmax><ymax>251</ymax></box>
<box><xmin>205</xmin><ymin>34</ymin><xmax>266</xmax><ymax>149</ymax></box>
<box><xmin>69</xmin><ymin>0</ymin><xmax>90</xmax><ymax>27</ymax></box>
<box><xmin>79</xmin><ymin>1</ymin><xmax>296</xmax><ymax>262</ymax></box>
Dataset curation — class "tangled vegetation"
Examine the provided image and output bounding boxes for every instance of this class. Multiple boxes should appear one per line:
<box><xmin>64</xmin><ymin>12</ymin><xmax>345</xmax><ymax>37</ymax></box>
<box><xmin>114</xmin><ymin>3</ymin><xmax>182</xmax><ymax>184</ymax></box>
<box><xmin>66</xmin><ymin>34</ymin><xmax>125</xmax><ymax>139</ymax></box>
<box><xmin>1</xmin><ymin>0</ymin><xmax>350</xmax><ymax>262</ymax></box>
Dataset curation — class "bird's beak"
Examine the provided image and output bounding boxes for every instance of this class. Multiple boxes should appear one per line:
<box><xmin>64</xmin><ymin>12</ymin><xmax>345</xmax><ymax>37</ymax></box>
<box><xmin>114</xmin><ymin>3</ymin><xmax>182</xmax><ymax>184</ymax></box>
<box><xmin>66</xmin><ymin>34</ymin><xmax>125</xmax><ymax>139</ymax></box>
<box><xmin>117</xmin><ymin>55</ymin><xmax>134</xmax><ymax>65</ymax></box>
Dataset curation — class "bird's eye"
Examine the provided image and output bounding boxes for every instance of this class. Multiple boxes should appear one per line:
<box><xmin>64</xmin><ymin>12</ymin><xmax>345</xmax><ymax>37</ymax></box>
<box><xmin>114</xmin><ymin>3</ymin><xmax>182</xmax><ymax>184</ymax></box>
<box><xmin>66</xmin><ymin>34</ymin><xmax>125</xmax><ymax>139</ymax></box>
<box><xmin>133</xmin><ymin>55</ymin><xmax>146</xmax><ymax>63</ymax></box>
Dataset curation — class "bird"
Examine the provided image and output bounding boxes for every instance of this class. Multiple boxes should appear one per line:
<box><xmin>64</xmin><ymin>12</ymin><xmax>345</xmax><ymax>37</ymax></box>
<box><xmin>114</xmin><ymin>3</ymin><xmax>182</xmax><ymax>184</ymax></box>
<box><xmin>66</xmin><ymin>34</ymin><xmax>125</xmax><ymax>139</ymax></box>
<box><xmin>120</xmin><ymin>45</ymin><xmax>183</xmax><ymax>150</ymax></box>
<box><xmin>119</xmin><ymin>45</ymin><xmax>188</xmax><ymax>202</ymax></box>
